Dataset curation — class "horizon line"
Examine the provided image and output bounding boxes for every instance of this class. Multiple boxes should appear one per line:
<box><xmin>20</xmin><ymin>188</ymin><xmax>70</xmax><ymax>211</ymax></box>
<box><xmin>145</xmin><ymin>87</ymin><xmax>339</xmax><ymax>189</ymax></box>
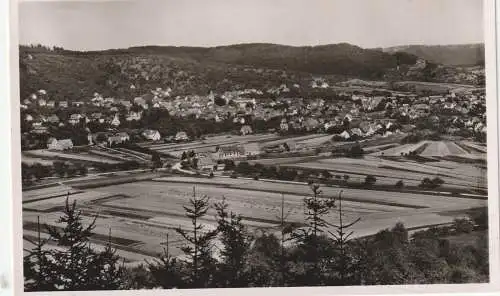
<box><xmin>18</xmin><ymin>41</ymin><xmax>486</xmax><ymax>52</ymax></box>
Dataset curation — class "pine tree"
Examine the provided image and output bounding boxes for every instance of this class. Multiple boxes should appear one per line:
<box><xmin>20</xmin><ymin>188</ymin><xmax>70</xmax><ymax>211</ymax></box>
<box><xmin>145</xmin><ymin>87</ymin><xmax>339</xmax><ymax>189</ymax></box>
<box><xmin>275</xmin><ymin>194</ymin><xmax>299</xmax><ymax>286</ymax></box>
<box><xmin>23</xmin><ymin>195</ymin><xmax>124</xmax><ymax>291</ymax></box>
<box><xmin>175</xmin><ymin>187</ymin><xmax>218</xmax><ymax>288</ymax></box>
<box><xmin>147</xmin><ymin>233</ymin><xmax>184</xmax><ymax>289</ymax></box>
<box><xmin>87</xmin><ymin>229</ymin><xmax>125</xmax><ymax>290</ymax></box>
<box><xmin>23</xmin><ymin>216</ymin><xmax>53</xmax><ymax>291</ymax></box>
<box><xmin>327</xmin><ymin>190</ymin><xmax>361</xmax><ymax>285</ymax></box>
<box><xmin>292</xmin><ymin>183</ymin><xmax>336</xmax><ymax>285</ymax></box>
<box><xmin>44</xmin><ymin>196</ymin><xmax>98</xmax><ymax>290</ymax></box>
<box><xmin>214</xmin><ymin>197</ymin><xmax>252</xmax><ymax>287</ymax></box>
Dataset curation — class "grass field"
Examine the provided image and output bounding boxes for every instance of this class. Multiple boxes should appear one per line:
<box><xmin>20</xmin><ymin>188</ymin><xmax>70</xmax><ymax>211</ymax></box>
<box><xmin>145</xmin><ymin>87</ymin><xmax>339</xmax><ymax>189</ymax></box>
<box><xmin>24</xmin><ymin>150</ymin><xmax>121</xmax><ymax>164</ymax></box>
<box><xmin>23</xmin><ymin>174</ymin><xmax>486</xmax><ymax>264</ymax></box>
<box><xmin>144</xmin><ymin>133</ymin><xmax>280</xmax><ymax>156</ymax></box>
<box><xmin>370</xmin><ymin>140</ymin><xmax>486</xmax><ymax>160</ymax></box>
<box><xmin>282</xmin><ymin>155</ymin><xmax>486</xmax><ymax>189</ymax></box>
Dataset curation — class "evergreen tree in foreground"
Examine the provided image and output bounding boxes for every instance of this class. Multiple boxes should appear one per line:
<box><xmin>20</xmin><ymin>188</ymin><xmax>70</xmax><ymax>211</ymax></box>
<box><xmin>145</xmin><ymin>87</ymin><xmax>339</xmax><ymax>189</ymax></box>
<box><xmin>174</xmin><ymin>187</ymin><xmax>218</xmax><ymax>288</ymax></box>
<box><xmin>292</xmin><ymin>183</ymin><xmax>336</xmax><ymax>285</ymax></box>
<box><xmin>327</xmin><ymin>190</ymin><xmax>361</xmax><ymax>285</ymax></box>
<box><xmin>214</xmin><ymin>197</ymin><xmax>252</xmax><ymax>287</ymax></box>
<box><xmin>23</xmin><ymin>195</ymin><xmax>124</xmax><ymax>291</ymax></box>
<box><xmin>147</xmin><ymin>234</ymin><xmax>184</xmax><ymax>289</ymax></box>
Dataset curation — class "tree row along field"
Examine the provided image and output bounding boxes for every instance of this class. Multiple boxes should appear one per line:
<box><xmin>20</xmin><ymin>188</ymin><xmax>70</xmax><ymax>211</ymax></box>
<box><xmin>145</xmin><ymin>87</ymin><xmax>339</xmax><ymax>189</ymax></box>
<box><xmin>22</xmin><ymin>176</ymin><xmax>486</xmax><ymax>263</ymax></box>
<box><xmin>281</xmin><ymin>157</ymin><xmax>485</xmax><ymax>189</ymax></box>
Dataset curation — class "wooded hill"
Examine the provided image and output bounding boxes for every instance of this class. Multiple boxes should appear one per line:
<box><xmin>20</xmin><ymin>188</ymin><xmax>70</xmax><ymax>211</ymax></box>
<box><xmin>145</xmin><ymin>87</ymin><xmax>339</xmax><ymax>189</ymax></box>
<box><xmin>19</xmin><ymin>43</ymin><xmax>476</xmax><ymax>101</ymax></box>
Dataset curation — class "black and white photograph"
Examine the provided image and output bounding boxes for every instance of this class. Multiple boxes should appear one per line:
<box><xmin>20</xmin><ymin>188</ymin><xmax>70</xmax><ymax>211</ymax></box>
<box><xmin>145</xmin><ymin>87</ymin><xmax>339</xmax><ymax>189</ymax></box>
<box><xmin>15</xmin><ymin>0</ymin><xmax>494</xmax><ymax>292</ymax></box>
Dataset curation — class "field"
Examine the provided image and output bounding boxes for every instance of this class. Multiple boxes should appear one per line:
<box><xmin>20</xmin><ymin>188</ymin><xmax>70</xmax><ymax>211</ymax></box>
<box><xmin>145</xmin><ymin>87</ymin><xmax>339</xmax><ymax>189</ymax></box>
<box><xmin>283</xmin><ymin>154</ymin><xmax>486</xmax><ymax>189</ymax></box>
<box><xmin>142</xmin><ymin>133</ymin><xmax>280</xmax><ymax>156</ymax></box>
<box><xmin>143</xmin><ymin>133</ymin><xmax>333</xmax><ymax>157</ymax></box>
<box><xmin>23</xmin><ymin>149</ymin><xmax>121</xmax><ymax>164</ymax></box>
<box><xmin>23</xmin><ymin>175</ymin><xmax>486</xmax><ymax>264</ymax></box>
<box><xmin>373</xmin><ymin>140</ymin><xmax>485</xmax><ymax>159</ymax></box>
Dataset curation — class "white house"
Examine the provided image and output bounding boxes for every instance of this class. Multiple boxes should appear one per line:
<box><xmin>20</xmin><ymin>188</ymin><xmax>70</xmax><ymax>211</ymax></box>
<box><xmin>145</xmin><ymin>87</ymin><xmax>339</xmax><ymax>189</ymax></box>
<box><xmin>126</xmin><ymin>111</ymin><xmax>142</xmax><ymax>121</ymax></box>
<box><xmin>339</xmin><ymin>131</ymin><xmax>351</xmax><ymax>140</ymax></box>
<box><xmin>143</xmin><ymin>129</ymin><xmax>161</xmax><ymax>141</ymax></box>
<box><xmin>47</xmin><ymin>138</ymin><xmax>73</xmax><ymax>151</ymax></box>
<box><xmin>240</xmin><ymin>125</ymin><xmax>253</xmax><ymax>136</ymax></box>
<box><xmin>175</xmin><ymin>131</ymin><xmax>189</xmax><ymax>142</ymax></box>
<box><xmin>69</xmin><ymin>114</ymin><xmax>84</xmax><ymax>125</ymax></box>
<box><xmin>110</xmin><ymin>114</ymin><xmax>121</xmax><ymax>127</ymax></box>
<box><xmin>213</xmin><ymin>145</ymin><xmax>245</xmax><ymax>160</ymax></box>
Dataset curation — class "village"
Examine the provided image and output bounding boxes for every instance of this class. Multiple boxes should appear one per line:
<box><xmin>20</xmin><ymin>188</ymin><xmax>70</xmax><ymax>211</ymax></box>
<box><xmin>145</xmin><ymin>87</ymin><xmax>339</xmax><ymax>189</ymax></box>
<box><xmin>20</xmin><ymin>79</ymin><xmax>486</xmax><ymax>158</ymax></box>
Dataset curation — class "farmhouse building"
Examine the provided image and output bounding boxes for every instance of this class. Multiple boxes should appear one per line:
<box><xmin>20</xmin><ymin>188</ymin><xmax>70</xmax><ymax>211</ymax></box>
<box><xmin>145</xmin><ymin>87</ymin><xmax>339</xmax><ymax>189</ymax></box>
<box><xmin>240</xmin><ymin>125</ymin><xmax>253</xmax><ymax>136</ymax></box>
<box><xmin>47</xmin><ymin>115</ymin><xmax>60</xmax><ymax>124</ymax></box>
<box><xmin>143</xmin><ymin>129</ymin><xmax>161</xmax><ymax>141</ymax></box>
<box><xmin>47</xmin><ymin>138</ymin><xmax>74</xmax><ymax>151</ymax></box>
<box><xmin>213</xmin><ymin>145</ymin><xmax>245</xmax><ymax>160</ymax></box>
<box><xmin>108</xmin><ymin>135</ymin><xmax>126</xmax><ymax>146</ymax></box>
<box><xmin>175</xmin><ymin>131</ymin><xmax>189</xmax><ymax>142</ymax></box>
<box><xmin>110</xmin><ymin>114</ymin><xmax>121</xmax><ymax>127</ymax></box>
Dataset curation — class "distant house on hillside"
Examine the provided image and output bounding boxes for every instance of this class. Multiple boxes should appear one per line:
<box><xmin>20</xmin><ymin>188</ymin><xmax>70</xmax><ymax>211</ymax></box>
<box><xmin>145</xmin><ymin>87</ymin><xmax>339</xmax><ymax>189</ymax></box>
<box><xmin>72</xmin><ymin>101</ymin><xmax>85</xmax><ymax>107</ymax></box>
<box><xmin>240</xmin><ymin>125</ymin><xmax>253</xmax><ymax>136</ymax></box>
<box><xmin>47</xmin><ymin>138</ymin><xmax>73</xmax><ymax>151</ymax></box>
<box><xmin>47</xmin><ymin>114</ymin><xmax>60</xmax><ymax>124</ymax></box>
<box><xmin>213</xmin><ymin>145</ymin><xmax>245</xmax><ymax>160</ymax></box>
<box><xmin>233</xmin><ymin>98</ymin><xmax>256</xmax><ymax>109</ymax></box>
<box><xmin>143</xmin><ymin>129</ymin><xmax>161</xmax><ymax>141</ymax></box>
<box><xmin>69</xmin><ymin>114</ymin><xmax>84</xmax><ymax>125</ymax></box>
<box><xmin>344</xmin><ymin>114</ymin><xmax>353</xmax><ymax>122</ymax></box>
<box><xmin>32</xmin><ymin>126</ymin><xmax>49</xmax><ymax>135</ymax></box>
<box><xmin>243</xmin><ymin>143</ymin><xmax>261</xmax><ymax>156</ymax></box>
<box><xmin>198</xmin><ymin>155</ymin><xmax>217</xmax><ymax>172</ymax></box>
<box><xmin>126</xmin><ymin>111</ymin><xmax>142</xmax><ymax>121</ymax></box>
<box><xmin>110</xmin><ymin>114</ymin><xmax>121</xmax><ymax>127</ymax></box>
<box><xmin>119</xmin><ymin>100</ymin><xmax>132</xmax><ymax>109</ymax></box>
<box><xmin>108</xmin><ymin>133</ymin><xmax>129</xmax><ymax>146</ymax></box>
<box><xmin>350</xmin><ymin>128</ymin><xmax>364</xmax><ymax>138</ymax></box>
<box><xmin>58</xmin><ymin>101</ymin><xmax>68</xmax><ymax>108</ymax></box>
<box><xmin>338</xmin><ymin>130</ymin><xmax>351</xmax><ymax>140</ymax></box>
<box><xmin>90</xmin><ymin>113</ymin><xmax>104</xmax><ymax>123</ymax></box>
<box><xmin>175</xmin><ymin>131</ymin><xmax>189</xmax><ymax>142</ymax></box>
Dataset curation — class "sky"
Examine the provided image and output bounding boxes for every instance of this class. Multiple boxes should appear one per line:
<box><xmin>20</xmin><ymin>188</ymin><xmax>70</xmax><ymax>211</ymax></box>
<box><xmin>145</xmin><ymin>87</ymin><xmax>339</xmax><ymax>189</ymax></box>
<box><xmin>18</xmin><ymin>0</ymin><xmax>484</xmax><ymax>51</ymax></box>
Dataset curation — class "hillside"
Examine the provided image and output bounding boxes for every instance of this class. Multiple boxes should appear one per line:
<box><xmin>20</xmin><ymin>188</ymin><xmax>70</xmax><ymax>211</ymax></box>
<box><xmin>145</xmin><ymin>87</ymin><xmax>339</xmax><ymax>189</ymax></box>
<box><xmin>19</xmin><ymin>42</ymin><xmax>463</xmax><ymax>101</ymax></box>
<box><xmin>382</xmin><ymin>44</ymin><xmax>484</xmax><ymax>66</ymax></box>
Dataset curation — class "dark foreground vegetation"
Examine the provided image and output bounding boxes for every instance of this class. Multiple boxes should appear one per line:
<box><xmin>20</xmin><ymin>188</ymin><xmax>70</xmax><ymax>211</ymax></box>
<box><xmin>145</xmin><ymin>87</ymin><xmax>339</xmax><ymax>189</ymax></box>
<box><xmin>24</xmin><ymin>186</ymin><xmax>489</xmax><ymax>291</ymax></box>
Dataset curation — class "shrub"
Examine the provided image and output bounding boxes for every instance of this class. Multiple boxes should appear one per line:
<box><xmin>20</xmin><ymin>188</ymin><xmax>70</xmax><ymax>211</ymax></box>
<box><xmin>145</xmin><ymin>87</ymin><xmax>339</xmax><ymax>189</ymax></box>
<box><xmin>321</xmin><ymin>170</ymin><xmax>332</xmax><ymax>180</ymax></box>
<box><xmin>364</xmin><ymin>175</ymin><xmax>377</xmax><ymax>186</ymax></box>
<box><xmin>432</xmin><ymin>177</ymin><xmax>445</xmax><ymax>186</ymax></box>
<box><xmin>419</xmin><ymin>177</ymin><xmax>445</xmax><ymax>189</ymax></box>
<box><xmin>453</xmin><ymin>218</ymin><xmax>474</xmax><ymax>234</ymax></box>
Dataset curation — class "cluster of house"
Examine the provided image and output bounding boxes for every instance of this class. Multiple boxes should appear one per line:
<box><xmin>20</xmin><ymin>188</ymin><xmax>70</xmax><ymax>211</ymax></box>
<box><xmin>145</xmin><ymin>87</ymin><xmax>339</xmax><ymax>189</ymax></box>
<box><xmin>21</xmin><ymin>84</ymin><xmax>486</xmax><ymax>151</ymax></box>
